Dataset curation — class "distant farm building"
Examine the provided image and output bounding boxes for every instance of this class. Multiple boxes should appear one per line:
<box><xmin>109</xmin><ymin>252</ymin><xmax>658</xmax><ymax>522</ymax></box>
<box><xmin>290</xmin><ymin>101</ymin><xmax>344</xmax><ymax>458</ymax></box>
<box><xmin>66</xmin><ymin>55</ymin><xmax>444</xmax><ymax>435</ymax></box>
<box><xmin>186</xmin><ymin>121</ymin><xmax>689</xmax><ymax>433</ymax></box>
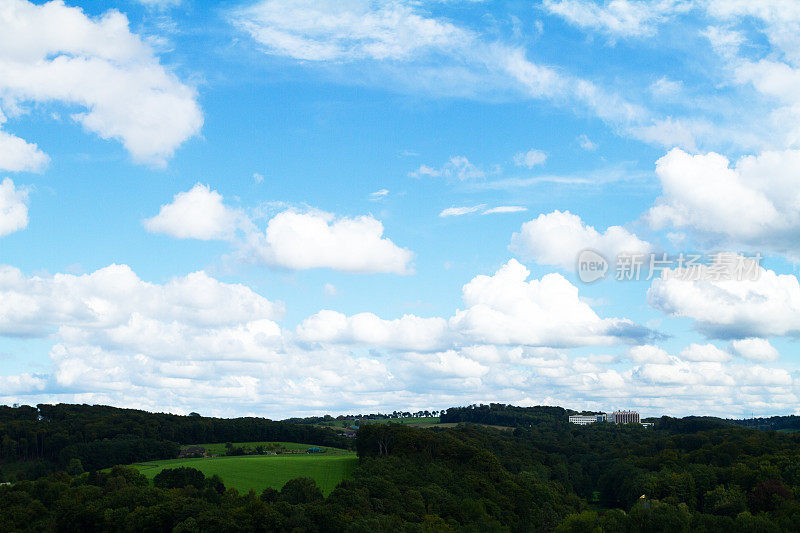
<box><xmin>178</xmin><ymin>446</ymin><xmax>206</xmax><ymax>458</ymax></box>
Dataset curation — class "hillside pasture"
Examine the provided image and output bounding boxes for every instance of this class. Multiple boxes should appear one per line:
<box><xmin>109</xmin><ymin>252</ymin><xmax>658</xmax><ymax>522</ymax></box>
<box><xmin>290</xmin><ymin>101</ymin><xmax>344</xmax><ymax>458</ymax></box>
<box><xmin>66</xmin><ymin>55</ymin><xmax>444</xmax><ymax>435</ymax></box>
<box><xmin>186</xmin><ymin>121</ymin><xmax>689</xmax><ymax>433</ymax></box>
<box><xmin>129</xmin><ymin>454</ymin><xmax>357</xmax><ymax>495</ymax></box>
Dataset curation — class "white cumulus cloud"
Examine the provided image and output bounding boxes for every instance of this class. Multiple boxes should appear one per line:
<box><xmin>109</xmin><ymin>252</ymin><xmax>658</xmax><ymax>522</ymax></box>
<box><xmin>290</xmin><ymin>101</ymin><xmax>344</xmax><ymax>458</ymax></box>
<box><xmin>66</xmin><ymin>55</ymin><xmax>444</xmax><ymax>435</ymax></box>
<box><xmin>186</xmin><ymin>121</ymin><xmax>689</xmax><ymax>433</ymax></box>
<box><xmin>0</xmin><ymin>129</ymin><xmax>49</xmax><ymax>172</ymax></box>
<box><xmin>144</xmin><ymin>184</ymin><xmax>241</xmax><ymax>240</ymax></box>
<box><xmin>450</xmin><ymin>259</ymin><xmax>648</xmax><ymax>347</ymax></box>
<box><xmin>648</xmin><ymin>253</ymin><xmax>800</xmax><ymax>338</ymax></box>
<box><xmin>241</xmin><ymin>210</ymin><xmax>414</xmax><ymax>274</ymax></box>
<box><xmin>647</xmin><ymin>148</ymin><xmax>800</xmax><ymax>256</ymax></box>
<box><xmin>0</xmin><ymin>0</ymin><xmax>203</xmax><ymax>166</ymax></box>
<box><xmin>510</xmin><ymin>210</ymin><xmax>651</xmax><ymax>271</ymax></box>
<box><xmin>729</xmin><ymin>338</ymin><xmax>780</xmax><ymax>362</ymax></box>
<box><xmin>678</xmin><ymin>343</ymin><xmax>732</xmax><ymax>362</ymax></box>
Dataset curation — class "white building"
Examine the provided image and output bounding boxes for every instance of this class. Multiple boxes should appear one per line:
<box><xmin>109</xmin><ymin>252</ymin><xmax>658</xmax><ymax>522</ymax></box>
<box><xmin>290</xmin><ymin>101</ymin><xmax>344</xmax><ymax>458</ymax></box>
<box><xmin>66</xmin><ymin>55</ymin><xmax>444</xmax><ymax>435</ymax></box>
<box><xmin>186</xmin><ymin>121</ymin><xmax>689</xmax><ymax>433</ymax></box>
<box><xmin>568</xmin><ymin>414</ymin><xmax>606</xmax><ymax>425</ymax></box>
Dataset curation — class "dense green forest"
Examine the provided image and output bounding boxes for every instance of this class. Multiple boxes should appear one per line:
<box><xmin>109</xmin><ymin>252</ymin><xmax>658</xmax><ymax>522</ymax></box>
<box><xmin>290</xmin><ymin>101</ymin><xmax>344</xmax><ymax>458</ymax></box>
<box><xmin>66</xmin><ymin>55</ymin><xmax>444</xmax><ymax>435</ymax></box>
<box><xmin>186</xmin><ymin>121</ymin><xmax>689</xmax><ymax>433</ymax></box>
<box><xmin>2</xmin><ymin>403</ymin><xmax>800</xmax><ymax>531</ymax></box>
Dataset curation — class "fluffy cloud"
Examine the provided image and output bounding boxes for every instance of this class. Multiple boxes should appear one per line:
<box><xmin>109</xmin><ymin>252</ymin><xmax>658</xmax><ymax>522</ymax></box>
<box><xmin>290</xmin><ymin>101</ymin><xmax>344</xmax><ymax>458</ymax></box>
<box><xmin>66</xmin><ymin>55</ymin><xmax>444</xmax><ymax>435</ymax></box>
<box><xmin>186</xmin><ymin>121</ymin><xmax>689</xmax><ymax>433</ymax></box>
<box><xmin>0</xmin><ymin>373</ymin><xmax>46</xmax><ymax>394</ymax></box>
<box><xmin>648</xmin><ymin>149</ymin><xmax>800</xmax><ymax>255</ymax></box>
<box><xmin>451</xmin><ymin>260</ymin><xmax>648</xmax><ymax>346</ymax></box>
<box><xmin>510</xmin><ymin>210</ymin><xmax>651</xmax><ymax>271</ymax></box>
<box><xmin>628</xmin><ymin>344</ymin><xmax>671</xmax><ymax>364</ymax></box>
<box><xmin>0</xmin><ymin>129</ymin><xmax>48</xmax><ymax>172</ymax></box>
<box><xmin>0</xmin><ymin>263</ymin><xmax>283</xmax><ymax>337</ymax></box>
<box><xmin>0</xmin><ymin>178</ymin><xmax>28</xmax><ymax>237</ymax></box>
<box><xmin>513</xmin><ymin>149</ymin><xmax>547</xmax><ymax>169</ymax></box>
<box><xmin>648</xmin><ymin>253</ymin><xmax>800</xmax><ymax>338</ymax></box>
<box><xmin>543</xmin><ymin>0</ymin><xmax>691</xmax><ymax>39</ymax></box>
<box><xmin>678</xmin><ymin>343</ymin><xmax>732</xmax><ymax>362</ymax></box>
<box><xmin>144</xmin><ymin>184</ymin><xmax>414</xmax><ymax>274</ymax></box>
<box><xmin>144</xmin><ymin>184</ymin><xmax>241</xmax><ymax>240</ymax></box>
<box><xmin>0</xmin><ymin>0</ymin><xmax>202</xmax><ymax>166</ymax></box>
<box><xmin>729</xmin><ymin>338</ymin><xmax>780</xmax><ymax>362</ymax></box>
<box><xmin>619</xmin><ymin>341</ymin><xmax>791</xmax><ymax>410</ymax></box>
<box><xmin>631</xmin><ymin>358</ymin><xmax>791</xmax><ymax>388</ymax></box>
<box><xmin>241</xmin><ymin>210</ymin><xmax>413</xmax><ymax>274</ymax></box>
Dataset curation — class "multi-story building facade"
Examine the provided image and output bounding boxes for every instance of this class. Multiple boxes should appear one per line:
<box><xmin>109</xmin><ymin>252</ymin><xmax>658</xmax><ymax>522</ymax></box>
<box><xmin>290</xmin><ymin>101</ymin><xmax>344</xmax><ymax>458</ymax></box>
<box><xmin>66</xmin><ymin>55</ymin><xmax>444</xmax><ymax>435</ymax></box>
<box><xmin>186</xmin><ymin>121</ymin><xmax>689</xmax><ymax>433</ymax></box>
<box><xmin>612</xmin><ymin>410</ymin><xmax>640</xmax><ymax>424</ymax></box>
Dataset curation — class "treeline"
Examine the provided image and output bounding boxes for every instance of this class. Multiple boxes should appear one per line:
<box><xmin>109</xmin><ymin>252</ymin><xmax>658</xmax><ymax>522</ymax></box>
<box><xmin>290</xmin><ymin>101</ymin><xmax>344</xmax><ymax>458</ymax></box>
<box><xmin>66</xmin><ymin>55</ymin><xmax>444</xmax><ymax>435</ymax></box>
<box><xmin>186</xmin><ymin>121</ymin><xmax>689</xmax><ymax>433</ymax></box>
<box><xmin>440</xmin><ymin>403</ymin><xmax>572</xmax><ymax>427</ymax></box>
<box><xmin>731</xmin><ymin>415</ymin><xmax>800</xmax><ymax>432</ymax></box>
<box><xmin>0</xmin><ymin>403</ymin><xmax>351</xmax><ymax>480</ymax></box>
<box><xmin>284</xmin><ymin>410</ymin><xmax>443</xmax><ymax>425</ymax></box>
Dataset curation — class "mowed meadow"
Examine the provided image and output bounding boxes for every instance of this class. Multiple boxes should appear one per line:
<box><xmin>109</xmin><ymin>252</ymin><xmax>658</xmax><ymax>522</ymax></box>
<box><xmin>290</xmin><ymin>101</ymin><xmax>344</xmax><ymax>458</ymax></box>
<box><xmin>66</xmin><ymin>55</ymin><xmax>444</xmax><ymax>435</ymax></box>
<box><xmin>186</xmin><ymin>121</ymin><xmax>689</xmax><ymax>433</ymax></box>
<box><xmin>129</xmin><ymin>453</ymin><xmax>357</xmax><ymax>495</ymax></box>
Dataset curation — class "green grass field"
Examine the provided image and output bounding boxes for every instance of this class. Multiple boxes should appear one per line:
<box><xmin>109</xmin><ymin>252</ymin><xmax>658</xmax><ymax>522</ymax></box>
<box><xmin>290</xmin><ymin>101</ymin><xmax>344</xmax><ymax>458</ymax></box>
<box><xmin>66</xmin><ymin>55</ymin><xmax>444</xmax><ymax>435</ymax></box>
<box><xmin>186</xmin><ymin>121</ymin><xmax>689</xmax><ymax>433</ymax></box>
<box><xmin>129</xmin><ymin>454</ymin><xmax>357</xmax><ymax>495</ymax></box>
<box><xmin>197</xmin><ymin>441</ymin><xmax>351</xmax><ymax>455</ymax></box>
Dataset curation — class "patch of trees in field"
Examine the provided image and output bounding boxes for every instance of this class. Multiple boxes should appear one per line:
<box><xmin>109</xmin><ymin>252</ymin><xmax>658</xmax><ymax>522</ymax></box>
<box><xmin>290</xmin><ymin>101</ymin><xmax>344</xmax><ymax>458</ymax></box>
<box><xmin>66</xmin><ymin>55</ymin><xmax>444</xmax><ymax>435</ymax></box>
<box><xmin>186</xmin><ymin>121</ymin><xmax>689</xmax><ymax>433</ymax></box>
<box><xmin>0</xmin><ymin>404</ymin><xmax>351</xmax><ymax>480</ymax></box>
<box><xmin>439</xmin><ymin>403</ymin><xmax>573</xmax><ymax>427</ymax></box>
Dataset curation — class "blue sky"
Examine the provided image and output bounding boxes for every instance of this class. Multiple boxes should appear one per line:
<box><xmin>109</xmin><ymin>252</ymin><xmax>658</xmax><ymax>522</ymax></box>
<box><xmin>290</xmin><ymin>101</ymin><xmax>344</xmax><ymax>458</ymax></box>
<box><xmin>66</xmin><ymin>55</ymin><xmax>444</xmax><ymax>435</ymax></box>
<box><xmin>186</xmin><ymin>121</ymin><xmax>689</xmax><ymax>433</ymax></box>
<box><xmin>1</xmin><ymin>0</ymin><xmax>800</xmax><ymax>418</ymax></box>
